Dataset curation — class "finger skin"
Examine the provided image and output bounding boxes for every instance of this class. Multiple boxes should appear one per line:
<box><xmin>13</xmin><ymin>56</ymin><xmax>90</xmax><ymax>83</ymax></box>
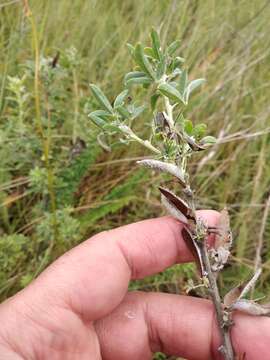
<box><xmin>96</xmin><ymin>291</ymin><xmax>270</xmax><ymax>360</ymax></box>
<box><xmin>4</xmin><ymin>212</ymin><xmax>220</xmax><ymax>322</ymax></box>
<box><xmin>0</xmin><ymin>212</ymin><xmax>270</xmax><ymax>359</ymax></box>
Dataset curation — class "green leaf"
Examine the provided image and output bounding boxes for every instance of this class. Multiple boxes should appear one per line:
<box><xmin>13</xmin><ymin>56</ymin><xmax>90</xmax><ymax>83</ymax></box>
<box><xmin>167</xmin><ymin>40</ymin><xmax>181</xmax><ymax>56</ymax></box>
<box><xmin>194</xmin><ymin>123</ymin><xmax>207</xmax><ymax>139</ymax></box>
<box><xmin>114</xmin><ymin>89</ymin><xmax>129</xmax><ymax>108</ymax></box>
<box><xmin>184</xmin><ymin>78</ymin><xmax>205</xmax><ymax>103</ymax></box>
<box><xmin>88</xmin><ymin>110</ymin><xmax>109</xmax><ymax>128</ymax></box>
<box><xmin>168</xmin><ymin>56</ymin><xmax>185</xmax><ymax>72</ymax></box>
<box><xmin>115</xmin><ymin>105</ymin><xmax>130</xmax><ymax>119</ymax></box>
<box><xmin>144</xmin><ymin>47</ymin><xmax>156</xmax><ymax>58</ymax></box>
<box><xmin>184</xmin><ymin>119</ymin><xmax>193</xmax><ymax>135</ymax></box>
<box><xmin>124</xmin><ymin>71</ymin><xmax>147</xmax><ymax>83</ymax></box>
<box><xmin>125</xmin><ymin>76</ymin><xmax>152</xmax><ymax>87</ymax></box>
<box><xmin>175</xmin><ymin>113</ymin><xmax>185</xmax><ymax>125</ymax></box>
<box><xmin>156</xmin><ymin>54</ymin><xmax>166</xmax><ymax>80</ymax></box>
<box><xmin>103</xmin><ymin>122</ymin><xmax>121</xmax><ymax>132</ymax></box>
<box><xmin>126</xmin><ymin>43</ymin><xmax>135</xmax><ymax>58</ymax></box>
<box><xmin>89</xmin><ymin>84</ymin><xmax>113</xmax><ymax>113</ymax></box>
<box><xmin>151</xmin><ymin>28</ymin><xmax>162</xmax><ymax>60</ymax></box>
<box><xmin>150</xmin><ymin>93</ymin><xmax>159</xmax><ymax>111</ymax></box>
<box><xmin>171</xmin><ymin>68</ymin><xmax>182</xmax><ymax>78</ymax></box>
<box><xmin>134</xmin><ymin>43</ymin><xmax>156</xmax><ymax>80</ymax></box>
<box><xmin>200</xmin><ymin>136</ymin><xmax>216</xmax><ymax>146</ymax></box>
<box><xmin>174</xmin><ymin>56</ymin><xmax>185</xmax><ymax>66</ymax></box>
<box><xmin>130</xmin><ymin>105</ymin><xmax>146</xmax><ymax>119</ymax></box>
<box><xmin>157</xmin><ymin>83</ymin><xmax>185</xmax><ymax>104</ymax></box>
<box><xmin>178</xmin><ymin>69</ymin><xmax>188</xmax><ymax>95</ymax></box>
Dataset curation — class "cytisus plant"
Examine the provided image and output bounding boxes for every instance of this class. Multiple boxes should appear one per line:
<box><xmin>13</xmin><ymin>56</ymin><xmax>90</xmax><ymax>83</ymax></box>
<box><xmin>88</xmin><ymin>29</ymin><xmax>268</xmax><ymax>360</ymax></box>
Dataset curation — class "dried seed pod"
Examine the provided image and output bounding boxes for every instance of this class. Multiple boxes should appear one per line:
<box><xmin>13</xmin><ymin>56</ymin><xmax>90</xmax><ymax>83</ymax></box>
<box><xmin>224</xmin><ymin>268</ymin><xmax>262</xmax><ymax>308</ymax></box>
<box><xmin>154</xmin><ymin>112</ymin><xmax>170</xmax><ymax>133</ymax></box>
<box><xmin>161</xmin><ymin>194</ymin><xmax>188</xmax><ymax>224</ymax></box>
<box><xmin>159</xmin><ymin>187</ymin><xmax>196</xmax><ymax>224</ymax></box>
<box><xmin>184</xmin><ymin>134</ymin><xmax>206</xmax><ymax>151</ymax></box>
<box><xmin>182</xmin><ymin>227</ymin><xmax>205</xmax><ymax>276</ymax></box>
<box><xmin>224</xmin><ymin>283</ymin><xmax>246</xmax><ymax>308</ymax></box>
<box><xmin>137</xmin><ymin>159</ymin><xmax>186</xmax><ymax>186</ymax></box>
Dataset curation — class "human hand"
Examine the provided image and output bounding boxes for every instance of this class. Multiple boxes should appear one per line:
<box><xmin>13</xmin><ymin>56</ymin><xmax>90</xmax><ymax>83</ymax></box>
<box><xmin>0</xmin><ymin>211</ymin><xmax>269</xmax><ymax>360</ymax></box>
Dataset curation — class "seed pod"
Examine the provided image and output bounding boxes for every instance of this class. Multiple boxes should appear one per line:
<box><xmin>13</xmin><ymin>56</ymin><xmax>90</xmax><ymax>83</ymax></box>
<box><xmin>224</xmin><ymin>268</ymin><xmax>262</xmax><ymax>307</ymax></box>
<box><xmin>184</xmin><ymin>134</ymin><xmax>206</xmax><ymax>151</ymax></box>
<box><xmin>182</xmin><ymin>227</ymin><xmax>204</xmax><ymax>276</ymax></box>
<box><xmin>161</xmin><ymin>194</ymin><xmax>188</xmax><ymax>224</ymax></box>
<box><xmin>224</xmin><ymin>283</ymin><xmax>245</xmax><ymax>308</ymax></box>
<box><xmin>159</xmin><ymin>187</ymin><xmax>196</xmax><ymax>224</ymax></box>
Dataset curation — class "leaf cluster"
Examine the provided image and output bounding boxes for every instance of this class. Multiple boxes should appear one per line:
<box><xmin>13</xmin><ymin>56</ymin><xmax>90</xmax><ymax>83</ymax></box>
<box><xmin>88</xmin><ymin>29</ymin><xmax>216</xmax><ymax>170</ymax></box>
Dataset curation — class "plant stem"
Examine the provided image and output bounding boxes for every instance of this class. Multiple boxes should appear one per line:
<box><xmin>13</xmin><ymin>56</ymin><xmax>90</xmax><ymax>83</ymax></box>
<box><xmin>187</xmin><ymin>184</ymin><xmax>234</xmax><ymax>359</ymax></box>
<box><xmin>164</xmin><ymin>96</ymin><xmax>174</xmax><ymax>129</ymax></box>
<box><xmin>72</xmin><ymin>68</ymin><xmax>79</xmax><ymax>144</ymax></box>
<box><xmin>25</xmin><ymin>1</ymin><xmax>58</xmax><ymax>247</ymax></box>
<box><xmin>118</xmin><ymin>124</ymin><xmax>161</xmax><ymax>155</ymax></box>
<box><xmin>200</xmin><ymin>241</ymin><xmax>235</xmax><ymax>360</ymax></box>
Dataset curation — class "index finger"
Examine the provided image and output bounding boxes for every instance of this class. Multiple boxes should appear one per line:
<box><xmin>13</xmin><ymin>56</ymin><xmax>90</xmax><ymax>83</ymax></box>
<box><xmin>17</xmin><ymin>211</ymin><xmax>220</xmax><ymax>321</ymax></box>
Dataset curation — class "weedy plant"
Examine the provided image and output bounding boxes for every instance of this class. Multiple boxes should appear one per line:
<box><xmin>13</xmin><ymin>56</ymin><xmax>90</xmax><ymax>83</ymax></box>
<box><xmin>88</xmin><ymin>29</ymin><xmax>270</xmax><ymax>360</ymax></box>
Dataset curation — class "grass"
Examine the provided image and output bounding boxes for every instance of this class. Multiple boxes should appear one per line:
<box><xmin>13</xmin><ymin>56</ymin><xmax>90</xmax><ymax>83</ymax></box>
<box><xmin>1</xmin><ymin>1</ymin><xmax>270</xmax><ymax>357</ymax></box>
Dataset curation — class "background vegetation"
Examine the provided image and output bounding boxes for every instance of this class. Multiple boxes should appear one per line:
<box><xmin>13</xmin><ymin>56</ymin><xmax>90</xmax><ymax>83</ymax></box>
<box><xmin>1</xmin><ymin>0</ymin><xmax>270</xmax><ymax>357</ymax></box>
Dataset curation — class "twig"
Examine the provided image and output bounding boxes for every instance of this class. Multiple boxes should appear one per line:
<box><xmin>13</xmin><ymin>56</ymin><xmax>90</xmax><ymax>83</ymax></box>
<box><xmin>200</xmin><ymin>241</ymin><xmax>234</xmax><ymax>359</ymax></box>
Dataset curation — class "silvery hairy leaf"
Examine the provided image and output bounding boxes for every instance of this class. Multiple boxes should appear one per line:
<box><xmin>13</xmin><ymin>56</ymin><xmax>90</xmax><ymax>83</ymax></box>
<box><xmin>134</xmin><ymin>43</ymin><xmax>156</xmax><ymax>80</ymax></box>
<box><xmin>157</xmin><ymin>83</ymin><xmax>185</xmax><ymax>104</ymax></box>
<box><xmin>89</xmin><ymin>84</ymin><xmax>113</xmax><ymax>114</ymax></box>
<box><xmin>184</xmin><ymin>78</ymin><xmax>205</xmax><ymax>104</ymax></box>
<box><xmin>137</xmin><ymin>159</ymin><xmax>186</xmax><ymax>186</ymax></box>
<box><xmin>113</xmin><ymin>89</ymin><xmax>129</xmax><ymax>108</ymax></box>
<box><xmin>230</xmin><ymin>299</ymin><xmax>270</xmax><ymax>317</ymax></box>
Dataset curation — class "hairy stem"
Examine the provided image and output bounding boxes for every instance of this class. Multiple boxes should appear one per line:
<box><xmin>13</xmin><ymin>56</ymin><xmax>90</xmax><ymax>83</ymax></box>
<box><xmin>187</xmin><ymin>185</ymin><xmax>234</xmax><ymax>359</ymax></box>
<box><xmin>164</xmin><ymin>96</ymin><xmax>174</xmax><ymax>129</ymax></box>
<box><xmin>118</xmin><ymin>124</ymin><xmax>161</xmax><ymax>155</ymax></box>
<box><xmin>200</xmin><ymin>241</ymin><xmax>234</xmax><ymax>360</ymax></box>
